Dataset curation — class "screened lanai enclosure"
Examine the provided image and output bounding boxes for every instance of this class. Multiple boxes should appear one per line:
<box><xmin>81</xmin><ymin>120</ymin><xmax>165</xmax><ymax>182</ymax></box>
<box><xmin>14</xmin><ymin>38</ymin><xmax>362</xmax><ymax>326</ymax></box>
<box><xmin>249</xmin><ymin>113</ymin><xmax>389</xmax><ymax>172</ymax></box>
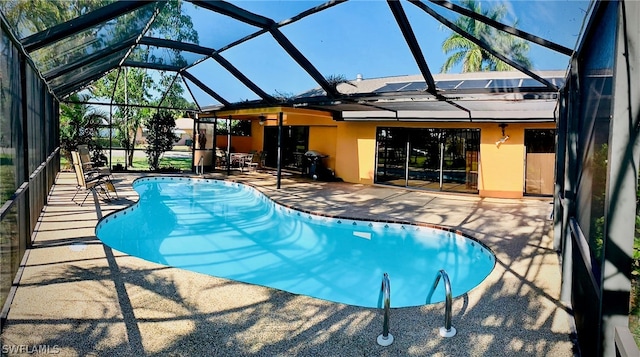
<box><xmin>0</xmin><ymin>1</ymin><xmax>639</xmax><ymax>356</ymax></box>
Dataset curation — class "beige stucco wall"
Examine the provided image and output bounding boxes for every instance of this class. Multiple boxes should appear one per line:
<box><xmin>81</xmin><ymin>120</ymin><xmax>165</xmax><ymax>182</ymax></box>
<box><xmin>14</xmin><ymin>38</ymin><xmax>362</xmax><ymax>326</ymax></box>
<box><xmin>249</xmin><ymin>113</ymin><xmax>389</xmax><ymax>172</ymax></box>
<box><xmin>335</xmin><ymin>122</ymin><xmax>377</xmax><ymax>183</ymax></box>
<box><xmin>309</xmin><ymin>126</ymin><xmax>337</xmax><ymax>172</ymax></box>
<box><xmin>478</xmin><ymin>122</ymin><xmax>555</xmax><ymax>198</ymax></box>
<box><xmin>479</xmin><ymin>123</ymin><xmax>525</xmax><ymax>198</ymax></box>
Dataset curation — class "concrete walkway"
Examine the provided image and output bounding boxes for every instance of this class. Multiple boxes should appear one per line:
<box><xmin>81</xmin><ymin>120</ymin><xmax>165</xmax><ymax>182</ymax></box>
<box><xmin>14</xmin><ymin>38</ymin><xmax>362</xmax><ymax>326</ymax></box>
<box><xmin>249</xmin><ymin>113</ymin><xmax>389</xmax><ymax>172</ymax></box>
<box><xmin>0</xmin><ymin>171</ymin><xmax>577</xmax><ymax>356</ymax></box>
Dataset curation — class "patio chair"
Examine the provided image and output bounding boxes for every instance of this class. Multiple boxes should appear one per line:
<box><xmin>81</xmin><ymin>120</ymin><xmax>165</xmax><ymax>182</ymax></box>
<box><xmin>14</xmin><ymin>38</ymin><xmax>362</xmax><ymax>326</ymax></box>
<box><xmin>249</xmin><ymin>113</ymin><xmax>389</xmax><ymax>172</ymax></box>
<box><xmin>70</xmin><ymin>151</ymin><xmax>114</xmax><ymax>206</ymax></box>
<box><xmin>246</xmin><ymin>152</ymin><xmax>260</xmax><ymax>172</ymax></box>
<box><xmin>215</xmin><ymin>147</ymin><xmax>227</xmax><ymax>168</ymax></box>
<box><xmin>77</xmin><ymin>145</ymin><xmax>111</xmax><ymax>177</ymax></box>
<box><xmin>77</xmin><ymin>145</ymin><xmax>118</xmax><ymax>199</ymax></box>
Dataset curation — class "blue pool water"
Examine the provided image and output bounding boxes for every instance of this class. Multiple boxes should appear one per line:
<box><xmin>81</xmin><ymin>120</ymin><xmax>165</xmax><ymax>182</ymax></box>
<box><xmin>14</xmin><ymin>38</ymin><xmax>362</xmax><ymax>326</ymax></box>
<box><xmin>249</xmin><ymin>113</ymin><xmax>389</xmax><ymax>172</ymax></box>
<box><xmin>96</xmin><ymin>177</ymin><xmax>495</xmax><ymax>308</ymax></box>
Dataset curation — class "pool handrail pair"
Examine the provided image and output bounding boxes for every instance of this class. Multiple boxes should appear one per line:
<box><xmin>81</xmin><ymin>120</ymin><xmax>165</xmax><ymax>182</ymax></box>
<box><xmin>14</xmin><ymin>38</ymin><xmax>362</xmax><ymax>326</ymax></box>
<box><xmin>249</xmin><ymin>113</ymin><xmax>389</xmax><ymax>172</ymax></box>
<box><xmin>377</xmin><ymin>269</ymin><xmax>456</xmax><ymax>347</ymax></box>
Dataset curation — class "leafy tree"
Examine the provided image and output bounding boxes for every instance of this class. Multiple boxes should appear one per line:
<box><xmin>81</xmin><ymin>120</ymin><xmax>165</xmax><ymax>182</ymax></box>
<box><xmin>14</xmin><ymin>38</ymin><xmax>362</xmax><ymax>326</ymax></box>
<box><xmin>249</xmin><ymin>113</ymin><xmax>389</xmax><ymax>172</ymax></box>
<box><xmin>5</xmin><ymin>0</ymin><xmax>197</xmax><ymax>168</ymax></box>
<box><xmin>440</xmin><ymin>0</ymin><xmax>532</xmax><ymax>73</ymax></box>
<box><xmin>92</xmin><ymin>67</ymin><xmax>153</xmax><ymax>167</ymax></box>
<box><xmin>155</xmin><ymin>72</ymin><xmax>194</xmax><ymax>113</ymax></box>
<box><xmin>215</xmin><ymin>119</ymin><xmax>251</xmax><ymax>137</ymax></box>
<box><xmin>59</xmin><ymin>93</ymin><xmax>107</xmax><ymax>165</ymax></box>
<box><xmin>1</xmin><ymin>0</ymin><xmax>136</xmax><ymax>72</ymax></box>
<box><xmin>144</xmin><ymin>111</ymin><xmax>179</xmax><ymax>171</ymax></box>
<box><xmin>87</xmin><ymin>0</ymin><xmax>197</xmax><ymax>166</ymax></box>
<box><xmin>0</xmin><ymin>0</ymin><xmax>108</xmax><ymax>35</ymax></box>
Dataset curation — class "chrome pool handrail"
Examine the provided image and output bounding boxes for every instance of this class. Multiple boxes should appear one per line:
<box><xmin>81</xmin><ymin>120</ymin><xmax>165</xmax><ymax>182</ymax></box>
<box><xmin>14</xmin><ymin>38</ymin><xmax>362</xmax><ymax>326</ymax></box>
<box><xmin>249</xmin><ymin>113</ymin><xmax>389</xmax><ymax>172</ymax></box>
<box><xmin>377</xmin><ymin>272</ymin><xmax>394</xmax><ymax>346</ymax></box>
<box><xmin>426</xmin><ymin>269</ymin><xmax>457</xmax><ymax>337</ymax></box>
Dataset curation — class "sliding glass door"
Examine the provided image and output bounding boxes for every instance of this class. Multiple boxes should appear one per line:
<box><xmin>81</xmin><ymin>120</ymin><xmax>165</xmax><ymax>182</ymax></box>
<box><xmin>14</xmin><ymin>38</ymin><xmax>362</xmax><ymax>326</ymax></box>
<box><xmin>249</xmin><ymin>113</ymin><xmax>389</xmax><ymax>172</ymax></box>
<box><xmin>375</xmin><ymin>127</ymin><xmax>479</xmax><ymax>193</ymax></box>
<box><xmin>263</xmin><ymin>126</ymin><xmax>309</xmax><ymax>171</ymax></box>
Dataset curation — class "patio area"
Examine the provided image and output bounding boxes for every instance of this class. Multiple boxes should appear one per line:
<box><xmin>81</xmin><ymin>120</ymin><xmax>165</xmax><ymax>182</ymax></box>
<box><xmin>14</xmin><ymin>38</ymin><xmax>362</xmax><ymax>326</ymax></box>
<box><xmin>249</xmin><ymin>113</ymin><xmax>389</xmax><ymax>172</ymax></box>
<box><xmin>0</xmin><ymin>171</ymin><xmax>576</xmax><ymax>356</ymax></box>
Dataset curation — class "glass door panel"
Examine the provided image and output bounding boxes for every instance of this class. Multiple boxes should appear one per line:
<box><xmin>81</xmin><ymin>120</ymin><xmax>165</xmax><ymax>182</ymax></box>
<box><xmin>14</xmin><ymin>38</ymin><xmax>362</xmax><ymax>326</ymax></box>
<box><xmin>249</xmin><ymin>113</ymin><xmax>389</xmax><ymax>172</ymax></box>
<box><xmin>285</xmin><ymin>126</ymin><xmax>309</xmax><ymax>172</ymax></box>
<box><xmin>441</xmin><ymin>129</ymin><xmax>479</xmax><ymax>193</ymax></box>
<box><xmin>262</xmin><ymin>126</ymin><xmax>309</xmax><ymax>171</ymax></box>
<box><xmin>375</xmin><ymin>128</ymin><xmax>407</xmax><ymax>185</ymax></box>
<box><xmin>262</xmin><ymin>126</ymin><xmax>279</xmax><ymax>167</ymax></box>
<box><xmin>407</xmin><ymin>129</ymin><xmax>442</xmax><ymax>189</ymax></box>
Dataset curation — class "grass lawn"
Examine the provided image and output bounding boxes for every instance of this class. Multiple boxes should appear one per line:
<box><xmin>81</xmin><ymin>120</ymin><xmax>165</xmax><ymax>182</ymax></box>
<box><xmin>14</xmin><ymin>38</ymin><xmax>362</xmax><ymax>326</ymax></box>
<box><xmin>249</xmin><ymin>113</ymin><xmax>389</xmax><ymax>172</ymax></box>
<box><xmin>130</xmin><ymin>157</ymin><xmax>192</xmax><ymax>171</ymax></box>
<box><xmin>0</xmin><ymin>155</ymin><xmax>16</xmax><ymax>202</ymax></box>
<box><xmin>60</xmin><ymin>154</ymin><xmax>193</xmax><ymax>172</ymax></box>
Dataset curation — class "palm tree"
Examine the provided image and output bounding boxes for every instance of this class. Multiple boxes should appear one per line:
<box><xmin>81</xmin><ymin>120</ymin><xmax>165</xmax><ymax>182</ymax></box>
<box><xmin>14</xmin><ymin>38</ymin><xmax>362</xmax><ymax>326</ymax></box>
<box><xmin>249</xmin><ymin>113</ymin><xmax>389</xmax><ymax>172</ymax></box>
<box><xmin>440</xmin><ymin>0</ymin><xmax>532</xmax><ymax>73</ymax></box>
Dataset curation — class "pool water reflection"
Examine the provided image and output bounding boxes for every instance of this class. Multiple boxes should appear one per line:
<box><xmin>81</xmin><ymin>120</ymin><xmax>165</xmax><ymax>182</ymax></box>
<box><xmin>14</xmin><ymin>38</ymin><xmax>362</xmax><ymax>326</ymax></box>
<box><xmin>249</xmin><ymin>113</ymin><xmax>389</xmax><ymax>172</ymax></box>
<box><xmin>96</xmin><ymin>177</ymin><xmax>495</xmax><ymax>308</ymax></box>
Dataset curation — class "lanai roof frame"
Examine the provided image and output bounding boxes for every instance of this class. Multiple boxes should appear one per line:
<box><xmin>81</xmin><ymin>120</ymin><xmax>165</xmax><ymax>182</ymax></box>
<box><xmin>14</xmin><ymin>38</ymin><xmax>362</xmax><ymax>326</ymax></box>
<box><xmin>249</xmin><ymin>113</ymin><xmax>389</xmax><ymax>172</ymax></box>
<box><xmin>0</xmin><ymin>0</ymin><xmax>593</xmax><ymax>115</ymax></box>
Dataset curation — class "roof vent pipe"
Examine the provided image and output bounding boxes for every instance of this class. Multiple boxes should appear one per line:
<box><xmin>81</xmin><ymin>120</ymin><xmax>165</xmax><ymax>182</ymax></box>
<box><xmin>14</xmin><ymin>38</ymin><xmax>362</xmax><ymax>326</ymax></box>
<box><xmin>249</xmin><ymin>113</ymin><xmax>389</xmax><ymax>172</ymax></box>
<box><xmin>356</xmin><ymin>73</ymin><xmax>363</xmax><ymax>82</ymax></box>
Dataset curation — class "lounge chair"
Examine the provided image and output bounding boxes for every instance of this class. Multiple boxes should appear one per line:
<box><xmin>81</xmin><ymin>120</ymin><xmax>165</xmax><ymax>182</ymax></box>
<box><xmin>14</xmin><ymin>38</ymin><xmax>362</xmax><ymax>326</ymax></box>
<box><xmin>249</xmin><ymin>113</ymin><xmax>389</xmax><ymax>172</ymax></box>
<box><xmin>77</xmin><ymin>145</ymin><xmax>118</xmax><ymax>199</ymax></box>
<box><xmin>77</xmin><ymin>145</ymin><xmax>111</xmax><ymax>177</ymax></box>
<box><xmin>70</xmin><ymin>151</ymin><xmax>114</xmax><ymax>206</ymax></box>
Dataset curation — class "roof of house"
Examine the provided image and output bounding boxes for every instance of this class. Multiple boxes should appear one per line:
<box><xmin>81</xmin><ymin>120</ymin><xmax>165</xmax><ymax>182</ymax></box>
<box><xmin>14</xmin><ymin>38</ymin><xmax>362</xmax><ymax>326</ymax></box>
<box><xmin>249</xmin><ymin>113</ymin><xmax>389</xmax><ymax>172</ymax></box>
<box><xmin>201</xmin><ymin>70</ymin><xmax>565</xmax><ymax>123</ymax></box>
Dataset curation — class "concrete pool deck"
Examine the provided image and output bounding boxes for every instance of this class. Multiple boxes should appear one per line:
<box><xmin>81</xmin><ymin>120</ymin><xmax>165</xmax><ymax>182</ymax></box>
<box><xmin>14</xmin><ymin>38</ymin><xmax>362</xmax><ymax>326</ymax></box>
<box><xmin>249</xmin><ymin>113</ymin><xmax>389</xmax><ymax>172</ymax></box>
<box><xmin>0</xmin><ymin>171</ymin><xmax>577</xmax><ymax>356</ymax></box>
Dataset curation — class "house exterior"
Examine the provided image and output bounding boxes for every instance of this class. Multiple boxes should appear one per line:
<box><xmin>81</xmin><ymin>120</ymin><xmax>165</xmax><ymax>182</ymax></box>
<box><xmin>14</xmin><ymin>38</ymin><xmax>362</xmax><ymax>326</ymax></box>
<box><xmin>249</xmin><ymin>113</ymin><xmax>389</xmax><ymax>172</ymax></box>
<box><xmin>198</xmin><ymin>70</ymin><xmax>561</xmax><ymax>199</ymax></box>
<box><xmin>136</xmin><ymin>117</ymin><xmax>195</xmax><ymax>146</ymax></box>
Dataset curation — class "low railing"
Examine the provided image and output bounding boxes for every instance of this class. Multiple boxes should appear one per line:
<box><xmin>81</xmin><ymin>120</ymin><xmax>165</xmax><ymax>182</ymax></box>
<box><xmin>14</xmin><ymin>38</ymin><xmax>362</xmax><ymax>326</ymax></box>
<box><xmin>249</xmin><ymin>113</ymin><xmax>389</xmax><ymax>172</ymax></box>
<box><xmin>377</xmin><ymin>272</ymin><xmax>394</xmax><ymax>346</ymax></box>
<box><xmin>426</xmin><ymin>269</ymin><xmax>457</xmax><ymax>337</ymax></box>
<box><xmin>615</xmin><ymin>326</ymin><xmax>640</xmax><ymax>357</ymax></box>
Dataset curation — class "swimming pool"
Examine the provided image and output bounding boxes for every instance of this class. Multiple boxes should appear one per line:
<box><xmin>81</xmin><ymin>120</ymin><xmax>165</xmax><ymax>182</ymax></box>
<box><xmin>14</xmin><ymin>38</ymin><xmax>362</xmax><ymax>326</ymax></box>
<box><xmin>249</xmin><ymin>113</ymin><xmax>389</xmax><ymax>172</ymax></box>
<box><xmin>96</xmin><ymin>177</ymin><xmax>495</xmax><ymax>308</ymax></box>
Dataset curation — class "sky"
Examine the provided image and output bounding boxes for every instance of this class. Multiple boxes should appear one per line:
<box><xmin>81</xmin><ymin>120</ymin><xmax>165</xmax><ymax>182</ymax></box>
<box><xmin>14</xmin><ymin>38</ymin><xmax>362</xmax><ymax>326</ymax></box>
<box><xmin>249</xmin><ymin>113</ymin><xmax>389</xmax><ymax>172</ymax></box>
<box><xmin>73</xmin><ymin>0</ymin><xmax>593</xmax><ymax>110</ymax></box>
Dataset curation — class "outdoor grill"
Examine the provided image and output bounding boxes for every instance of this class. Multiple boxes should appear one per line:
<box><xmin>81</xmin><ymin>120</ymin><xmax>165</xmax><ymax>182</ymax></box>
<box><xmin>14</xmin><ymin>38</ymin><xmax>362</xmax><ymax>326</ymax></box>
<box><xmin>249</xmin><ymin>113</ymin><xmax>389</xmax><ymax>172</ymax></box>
<box><xmin>304</xmin><ymin>150</ymin><xmax>331</xmax><ymax>181</ymax></box>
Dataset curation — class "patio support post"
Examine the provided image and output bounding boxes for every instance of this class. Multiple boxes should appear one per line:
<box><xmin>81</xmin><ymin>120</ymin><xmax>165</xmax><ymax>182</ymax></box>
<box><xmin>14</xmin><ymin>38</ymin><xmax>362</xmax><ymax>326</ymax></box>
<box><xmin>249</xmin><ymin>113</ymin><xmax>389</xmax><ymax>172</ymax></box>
<box><xmin>404</xmin><ymin>141</ymin><xmax>410</xmax><ymax>187</ymax></box>
<box><xmin>191</xmin><ymin>113</ymin><xmax>197</xmax><ymax>172</ymax></box>
<box><xmin>553</xmin><ymin>88</ymin><xmax>567</xmax><ymax>252</ymax></box>
<box><xmin>108</xmin><ymin>67</ymin><xmax>121</xmax><ymax>171</ymax></box>
<box><xmin>213</xmin><ymin>116</ymin><xmax>218</xmax><ymax>163</ymax></box>
<box><xmin>276</xmin><ymin>111</ymin><xmax>283</xmax><ymax>189</ymax></box>
<box><xmin>109</xmin><ymin>105</ymin><xmax>113</xmax><ymax>170</ymax></box>
<box><xmin>226</xmin><ymin>116</ymin><xmax>232</xmax><ymax>175</ymax></box>
<box><xmin>19</xmin><ymin>51</ymin><xmax>30</xmax><ymax>240</ymax></box>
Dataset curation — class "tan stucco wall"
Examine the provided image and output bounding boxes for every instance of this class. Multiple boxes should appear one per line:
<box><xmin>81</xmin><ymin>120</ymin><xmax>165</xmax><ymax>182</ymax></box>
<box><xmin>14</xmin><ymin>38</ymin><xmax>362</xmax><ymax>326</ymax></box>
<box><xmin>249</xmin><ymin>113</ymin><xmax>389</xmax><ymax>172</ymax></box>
<box><xmin>309</xmin><ymin>126</ymin><xmax>337</xmax><ymax>171</ymax></box>
<box><xmin>478</xmin><ymin>122</ymin><xmax>555</xmax><ymax>198</ymax></box>
<box><xmin>335</xmin><ymin>122</ymin><xmax>376</xmax><ymax>183</ymax></box>
<box><xmin>250</xmin><ymin>121</ymin><xmax>264</xmax><ymax>153</ymax></box>
<box><xmin>216</xmin><ymin>135</ymin><xmax>253</xmax><ymax>153</ymax></box>
<box><xmin>478</xmin><ymin>124</ymin><xmax>524</xmax><ymax>198</ymax></box>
